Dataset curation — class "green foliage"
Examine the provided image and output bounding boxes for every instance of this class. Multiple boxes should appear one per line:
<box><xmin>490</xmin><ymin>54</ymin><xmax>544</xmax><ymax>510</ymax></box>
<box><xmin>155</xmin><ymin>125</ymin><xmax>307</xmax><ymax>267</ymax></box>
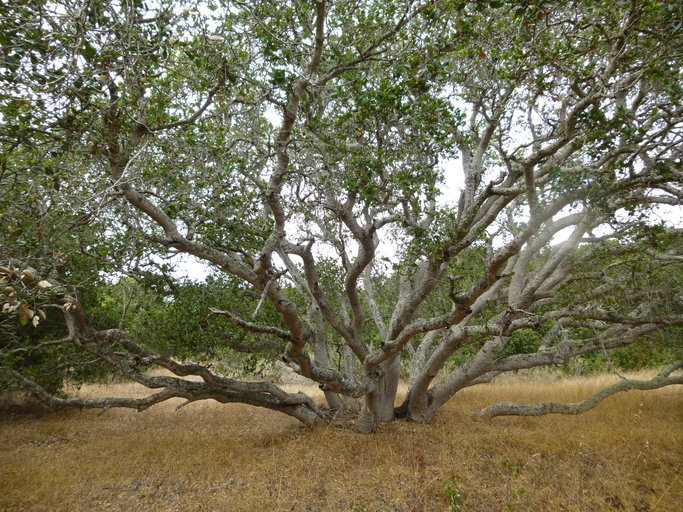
<box><xmin>0</xmin><ymin>0</ymin><xmax>680</xmax><ymax>423</ymax></box>
<box><xmin>564</xmin><ymin>335</ymin><xmax>681</xmax><ymax>375</ymax></box>
<box><xmin>0</xmin><ymin>266</ymin><xmax>290</xmax><ymax>393</ymax></box>
<box><xmin>501</xmin><ymin>328</ymin><xmax>543</xmax><ymax>357</ymax></box>
<box><xmin>610</xmin><ymin>334</ymin><xmax>681</xmax><ymax>370</ymax></box>
<box><xmin>443</xmin><ymin>473</ymin><xmax>468</xmax><ymax>511</ymax></box>
<box><xmin>83</xmin><ymin>275</ymin><xmax>287</xmax><ymax>370</ymax></box>
<box><xmin>0</xmin><ymin>269</ymin><xmax>113</xmax><ymax>393</ymax></box>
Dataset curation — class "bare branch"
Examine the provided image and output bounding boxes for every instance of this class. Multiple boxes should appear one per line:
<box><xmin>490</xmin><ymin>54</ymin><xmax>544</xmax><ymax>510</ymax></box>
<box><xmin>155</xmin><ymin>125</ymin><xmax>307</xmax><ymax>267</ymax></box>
<box><xmin>209</xmin><ymin>308</ymin><xmax>292</xmax><ymax>341</ymax></box>
<box><xmin>474</xmin><ymin>362</ymin><xmax>683</xmax><ymax>420</ymax></box>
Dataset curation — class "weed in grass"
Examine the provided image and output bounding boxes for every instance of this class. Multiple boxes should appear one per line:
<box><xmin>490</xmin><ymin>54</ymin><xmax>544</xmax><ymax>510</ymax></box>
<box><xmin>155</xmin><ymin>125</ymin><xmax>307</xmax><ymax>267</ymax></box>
<box><xmin>505</xmin><ymin>487</ymin><xmax>528</xmax><ymax>512</ymax></box>
<box><xmin>502</xmin><ymin>459</ymin><xmax>525</xmax><ymax>479</ymax></box>
<box><xmin>443</xmin><ymin>473</ymin><xmax>467</xmax><ymax>512</ymax></box>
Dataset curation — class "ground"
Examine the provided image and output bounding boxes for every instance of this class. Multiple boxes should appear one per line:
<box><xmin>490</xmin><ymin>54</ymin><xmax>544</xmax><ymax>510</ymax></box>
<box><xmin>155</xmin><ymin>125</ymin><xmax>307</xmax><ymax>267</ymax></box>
<box><xmin>0</xmin><ymin>371</ymin><xmax>681</xmax><ymax>511</ymax></box>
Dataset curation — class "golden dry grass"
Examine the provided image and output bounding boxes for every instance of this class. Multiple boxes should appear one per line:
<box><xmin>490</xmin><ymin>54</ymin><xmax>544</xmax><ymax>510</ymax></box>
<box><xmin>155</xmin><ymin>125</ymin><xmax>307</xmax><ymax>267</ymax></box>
<box><xmin>1</xmin><ymin>371</ymin><xmax>681</xmax><ymax>512</ymax></box>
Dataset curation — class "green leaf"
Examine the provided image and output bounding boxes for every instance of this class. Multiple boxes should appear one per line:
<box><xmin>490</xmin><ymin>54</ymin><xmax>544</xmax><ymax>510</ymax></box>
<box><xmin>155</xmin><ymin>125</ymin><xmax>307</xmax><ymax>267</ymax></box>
<box><xmin>80</xmin><ymin>41</ymin><xmax>97</xmax><ymax>61</ymax></box>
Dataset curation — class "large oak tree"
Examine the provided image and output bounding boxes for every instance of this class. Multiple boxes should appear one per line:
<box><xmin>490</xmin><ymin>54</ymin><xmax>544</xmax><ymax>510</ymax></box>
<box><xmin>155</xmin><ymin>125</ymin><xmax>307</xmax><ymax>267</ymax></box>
<box><xmin>1</xmin><ymin>0</ymin><xmax>681</xmax><ymax>431</ymax></box>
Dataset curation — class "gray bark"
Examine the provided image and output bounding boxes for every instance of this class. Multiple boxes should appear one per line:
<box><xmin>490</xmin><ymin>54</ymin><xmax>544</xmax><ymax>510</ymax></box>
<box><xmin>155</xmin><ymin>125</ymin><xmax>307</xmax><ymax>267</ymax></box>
<box><xmin>309</xmin><ymin>306</ymin><xmax>343</xmax><ymax>412</ymax></box>
<box><xmin>377</xmin><ymin>356</ymin><xmax>401</xmax><ymax>421</ymax></box>
<box><xmin>474</xmin><ymin>362</ymin><xmax>683</xmax><ymax>420</ymax></box>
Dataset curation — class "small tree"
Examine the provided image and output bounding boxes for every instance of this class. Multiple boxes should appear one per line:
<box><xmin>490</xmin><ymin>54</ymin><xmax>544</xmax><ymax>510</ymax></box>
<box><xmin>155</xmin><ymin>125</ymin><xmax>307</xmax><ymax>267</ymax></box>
<box><xmin>1</xmin><ymin>0</ymin><xmax>681</xmax><ymax>431</ymax></box>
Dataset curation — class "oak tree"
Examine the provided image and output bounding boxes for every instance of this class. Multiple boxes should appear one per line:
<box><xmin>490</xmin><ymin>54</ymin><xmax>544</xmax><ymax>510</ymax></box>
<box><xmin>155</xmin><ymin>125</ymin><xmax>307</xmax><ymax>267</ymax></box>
<box><xmin>1</xmin><ymin>0</ymin><xmax>682</xmax><ymax>431</ymax></box>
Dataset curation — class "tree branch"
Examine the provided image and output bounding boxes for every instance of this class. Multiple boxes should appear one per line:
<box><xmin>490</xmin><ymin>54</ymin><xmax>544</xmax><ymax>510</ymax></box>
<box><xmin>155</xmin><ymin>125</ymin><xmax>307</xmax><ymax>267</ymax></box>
<box><xmin>209</xmin><ymin>308</ymin><xmax>292</xmax><ymax>341</ymax></box>
<box><xmin>474</xmin><ymin>362</ymin><xmax>683</xmax><ymax>420</ymax></box>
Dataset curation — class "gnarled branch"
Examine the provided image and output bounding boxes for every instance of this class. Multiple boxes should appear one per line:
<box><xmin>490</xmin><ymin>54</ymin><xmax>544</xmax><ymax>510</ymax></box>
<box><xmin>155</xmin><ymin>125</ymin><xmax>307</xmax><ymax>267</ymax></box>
<box><xmin>474</xmin><ymin>362</ymin><xmax>683</xmax><ymax>420</ymax></box>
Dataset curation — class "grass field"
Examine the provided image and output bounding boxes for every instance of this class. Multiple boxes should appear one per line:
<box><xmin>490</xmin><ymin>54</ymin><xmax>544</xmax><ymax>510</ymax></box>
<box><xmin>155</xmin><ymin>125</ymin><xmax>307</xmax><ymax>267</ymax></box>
<box><xmin>1</xmin><ymin>371</ymin><xmax>681</xmax><ymax>512</ymax></box>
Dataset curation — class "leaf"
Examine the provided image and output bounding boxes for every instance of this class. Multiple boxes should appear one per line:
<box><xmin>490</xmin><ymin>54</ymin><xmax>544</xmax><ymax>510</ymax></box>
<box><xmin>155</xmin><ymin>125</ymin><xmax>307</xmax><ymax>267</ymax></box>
<box><xmin>20</xmin><ymin>269</ymin><xmax>35</xmax><ymax>283</ymax></box>
<box><xmin>18</xmin><ymin>303</ymin><xmax>30</xmax><ymax>326</ymax></box>
<box><xmin>80</xmin><ymin>41</ymin><xmax>97</xmax><ymax>61</ymax></box>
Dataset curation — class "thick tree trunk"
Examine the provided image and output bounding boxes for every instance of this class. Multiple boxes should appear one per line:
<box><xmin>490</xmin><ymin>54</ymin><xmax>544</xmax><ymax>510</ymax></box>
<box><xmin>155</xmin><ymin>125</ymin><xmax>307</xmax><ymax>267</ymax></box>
<box><xmin>355</xmin><ymin>357</ymin><xmax>402</xmax><ymax>432</ymax></box>
<box><xmin>377</xmin><ymin>356</ymin><xmax>401</xmax><ymax>421</ymax></box>
<box><xmin>322</xmin><ymin>389</ymin><xmax>343</xmax><ymax>413</ymax></box>
<box><xmin>343</xmin><ymin>344</ymin><xmax>357</xmax><ymax>379</ymax></box>
<box><xmin>312</xmin><ymin>341</ymin><xmax>343</xmax><ymax>412</ymax></box>
<box><xmin>395</xmin><ymin>387</ymin><xmax>438</xmax><ymax>424</ymax></box>
<box><xmin>356</xmin><ymin>390</ymin><xmax>379</xmax><ymax>433</ymax></box>
<box><xmin>407</xmin><ymin>396</ymin><xmax>434</xmax><ymax>424</ymax></box>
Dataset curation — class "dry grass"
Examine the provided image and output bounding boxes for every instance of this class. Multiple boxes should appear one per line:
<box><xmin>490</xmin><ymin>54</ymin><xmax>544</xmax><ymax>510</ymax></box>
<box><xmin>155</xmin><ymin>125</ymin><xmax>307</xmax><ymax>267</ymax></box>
<box><xmin>1</xmin><ymin>371</ymin><xmax>681</xmax><ymax>512</ymax></box>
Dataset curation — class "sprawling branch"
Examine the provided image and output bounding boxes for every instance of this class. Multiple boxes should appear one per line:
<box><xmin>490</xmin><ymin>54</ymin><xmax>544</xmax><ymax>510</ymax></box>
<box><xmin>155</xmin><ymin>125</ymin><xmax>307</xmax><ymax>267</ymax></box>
<box><xmin>474</xmin><ymin>362</ymin><xmax>683</xmax><ymax>420</ymax></box>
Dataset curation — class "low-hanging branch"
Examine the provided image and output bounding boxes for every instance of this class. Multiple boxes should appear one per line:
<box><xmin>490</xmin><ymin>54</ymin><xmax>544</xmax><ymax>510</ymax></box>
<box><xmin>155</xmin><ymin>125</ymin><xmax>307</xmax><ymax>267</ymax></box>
<box><xmin>473</xmin><ymin>362</ymin><xmax>683</xmax><ymax>420</ymax></box>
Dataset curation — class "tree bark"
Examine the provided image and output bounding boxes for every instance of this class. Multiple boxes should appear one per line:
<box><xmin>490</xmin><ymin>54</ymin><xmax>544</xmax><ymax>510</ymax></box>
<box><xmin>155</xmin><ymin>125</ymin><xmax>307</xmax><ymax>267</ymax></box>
<box><xmin>474</xmin><ymin>363</ymin><xmax>683</xmax><ymax>420</ymax></box>
<box><xmin>377</xmin><ymin>356</ymin><xmax>401</xmax><ymax>421</ymax></box>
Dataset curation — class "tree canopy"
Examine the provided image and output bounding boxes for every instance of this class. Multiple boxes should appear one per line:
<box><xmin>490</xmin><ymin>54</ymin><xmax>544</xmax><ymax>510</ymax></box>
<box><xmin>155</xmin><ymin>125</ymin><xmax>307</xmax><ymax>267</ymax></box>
<box><xmin>1</xmin><ymin>0</ymin><xmax>682</xmax><ymax>431</ymax></box>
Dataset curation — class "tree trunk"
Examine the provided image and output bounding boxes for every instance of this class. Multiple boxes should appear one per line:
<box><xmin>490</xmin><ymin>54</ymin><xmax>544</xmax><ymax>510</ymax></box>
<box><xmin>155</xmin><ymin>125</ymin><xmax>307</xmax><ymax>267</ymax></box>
<box><xmin>343</xmin><ymin>344</ymin><xmax>357</xmax><ymax>379</ymax></box>
<box><xmin>377</xmin><ymin>356</ymin><xmax>401</xmax><ymax>421</ymax></box>
<box><xmin>356</xmin><ymin>390</ymin><xmax>379</xmax><ymax>433</ymax></box>
<box><xmin>310</xmin><ymin>307</ymin><xmax>343</xmax><ymax>412</ymax></box>
<box><xmin>355</xmin><ymin>356</ymin><xmax>402</xmax><ymax>432</ymax></box>
<box><xmin>396</xmin><ymin>387</ymin><xmax>437</xmax><ymax>424</ymax></box>
<box><xmin>312</xmin><ymin>338</ymin><xmax>343</xmax><ymax>412</ymax></box>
